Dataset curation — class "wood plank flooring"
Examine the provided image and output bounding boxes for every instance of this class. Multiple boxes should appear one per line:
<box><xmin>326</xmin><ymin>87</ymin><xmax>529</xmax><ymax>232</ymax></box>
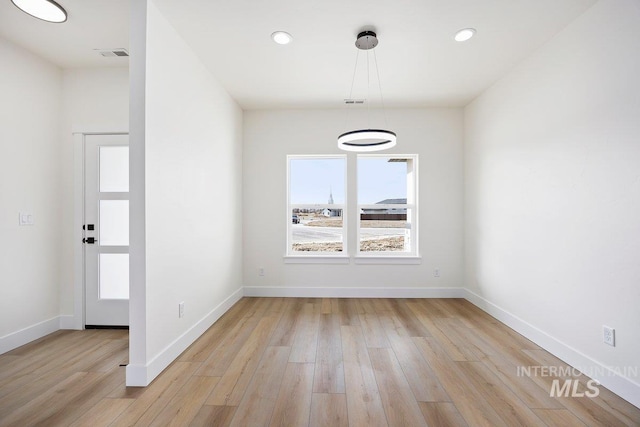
<box><xmin>1</xmin><ymin>298</ymin><xmax>639</xmax><ymax>426</ymax></box>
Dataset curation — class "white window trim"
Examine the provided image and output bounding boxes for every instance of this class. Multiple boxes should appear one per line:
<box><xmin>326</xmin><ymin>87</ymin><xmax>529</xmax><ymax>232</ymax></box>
<box><xmin>283</xmin><ymin>255</ymin><xmax>350</xmax><ymax>264</ymax></box>
<box><xmin>356</xmin><ymin>154</ymin><xmax>419</xmax><ymax>259</ymax></box>
<box><xmin>285</xmin><ymin>153</ymin><xmax>420</xmax><ymax>263</ymax></box>
<box><xmin>286</xmin><ymin>155</ymin><xmax>348</xmax><ymax>257</ymax></box>
<box><xmin>353</xmin><ymin>256</ymin><xmax>422</xmax><ymax>264</ymax></box>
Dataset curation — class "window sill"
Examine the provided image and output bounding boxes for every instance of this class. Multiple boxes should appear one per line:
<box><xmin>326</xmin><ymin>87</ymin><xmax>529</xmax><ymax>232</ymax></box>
<box><xmin>354</xmin><ymin>255</ymin><xmax>422</xmax><ymax>265</ymax></box>
<box><xmin>283</xmin><ymin>255</ymin><xmax>422</xmax><ymax>265</ymax></box>
<box><xmin>283</xmin><ymin>255</ymin><xmax>350</xmax><ymax>264</ymax></box>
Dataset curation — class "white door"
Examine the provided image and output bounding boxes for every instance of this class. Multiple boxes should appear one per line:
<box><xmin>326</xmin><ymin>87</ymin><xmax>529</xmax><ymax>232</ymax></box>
<box><xmin>84</xmin><ymin>134</ymin><xmax>129</xmax><ymax>327</ymax></box>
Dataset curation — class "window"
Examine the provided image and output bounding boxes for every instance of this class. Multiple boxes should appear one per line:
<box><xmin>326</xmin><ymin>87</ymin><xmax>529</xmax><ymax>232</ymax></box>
<box><xmin>287</xmin><ymin>156</ymin><xmax>347</xmax><ymax>255</ymax></box>
<box><xmin>286</xmin><ymin>154</ymin><xmax>418</xmax><ymax>260</ymax></box>
<box><xmin>357</xmin><ymin>155</ymin><xmax>417</xmax><ymax>257</ymax></box>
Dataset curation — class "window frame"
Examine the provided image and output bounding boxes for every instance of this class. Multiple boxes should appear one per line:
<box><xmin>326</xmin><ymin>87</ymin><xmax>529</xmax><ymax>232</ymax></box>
<box><xmin>285</xmin><ymin>154</ymin><xmax>348</xmax><ymax>258</ymax></box>
<box><xmin>356</xmin><ymin>154</ymin><xmax>419</xmax><ymax>259</ymax></box>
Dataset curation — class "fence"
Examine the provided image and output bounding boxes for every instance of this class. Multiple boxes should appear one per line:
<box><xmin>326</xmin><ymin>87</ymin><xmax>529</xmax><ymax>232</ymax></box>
<box><xmin>360</xmin><ymin>214</ymin><xmax>407</xmax><ymax>221</ymax></box>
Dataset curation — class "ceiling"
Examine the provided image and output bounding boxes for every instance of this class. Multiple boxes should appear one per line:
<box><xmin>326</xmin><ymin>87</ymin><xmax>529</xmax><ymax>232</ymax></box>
<box><xmin>0</xmin><ymin>0</ymin><xmax>130</xmax><ymax>68</ymax></box>
<box><xmin>0</xmin><ymin>0</ymin><xmax>597</xmax><ymax>109</ymax></box>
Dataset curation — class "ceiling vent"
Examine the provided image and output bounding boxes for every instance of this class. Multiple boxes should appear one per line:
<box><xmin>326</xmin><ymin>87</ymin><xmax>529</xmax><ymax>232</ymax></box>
<box><xmin>95</xmin><ymin>48</ymin><xmax>129</xmax><ymax>57</ymax></box>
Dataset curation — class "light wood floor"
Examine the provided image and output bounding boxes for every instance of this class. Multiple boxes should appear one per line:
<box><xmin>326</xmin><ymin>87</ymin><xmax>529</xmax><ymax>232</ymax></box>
<box><xmin>1</xmin><ymin>298</ymin><xmax>639</xmax><ymax>426</ymax></box>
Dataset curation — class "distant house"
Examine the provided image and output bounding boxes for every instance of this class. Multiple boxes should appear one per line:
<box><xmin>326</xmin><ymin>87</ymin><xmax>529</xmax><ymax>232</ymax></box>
<box><xmin>362</xmin><ymin>198</ymin><xmax>407</xmax><ymax>215</ymax></box>
<box><xmin>322</xmin><ymin>208</ymin><xmax>342</xmax><ymax>217</ymax></box>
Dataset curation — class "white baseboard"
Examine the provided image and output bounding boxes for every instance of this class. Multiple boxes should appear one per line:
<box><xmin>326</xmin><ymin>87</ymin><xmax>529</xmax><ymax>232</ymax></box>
<box><xmin>59</xmin><ymin>315</ymin><xmax>78</xmax><ymax>330</ymax></box>
<box><xmin>243</xmin><ymin>286</ymin><xmax>465</xmax><ymax>298</ymax></box>
<box><xmin>125</xmin><ymin>364</ymin><xmax>152</xmax><ymax>388</ymax></box>
<box><xmin>464</xmin><ymin>289</ymin><xmax>640</xmax><ymax>409</ymax></box>
<box><xmin>0</xmin><ymin>316</ymin><xmax>60</xmax><ymax>355</ymax></box>
<box><xmin>125</xmin><ymin>287</ymin><xmax>244</xmax><ymax>387</ymax></box>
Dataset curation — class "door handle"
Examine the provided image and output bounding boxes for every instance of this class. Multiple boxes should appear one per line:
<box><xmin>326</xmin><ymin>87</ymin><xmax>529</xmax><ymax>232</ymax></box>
<box><xmin>83</xmin><ymin>237</ymin><xmax>97</xmax><ymax>244</ymax></box>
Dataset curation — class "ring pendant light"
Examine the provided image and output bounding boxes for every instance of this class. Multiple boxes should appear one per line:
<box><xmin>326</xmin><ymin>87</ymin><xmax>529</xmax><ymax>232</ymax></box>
<box><xmin>11</xmin><ymin>0</ymin><xmax>67</xmax><ymax>23</ymax></box>
<box><xmin>338</xmin><ymin>30</ymin><xmax>396</xmax><ymax>152</ymax></box>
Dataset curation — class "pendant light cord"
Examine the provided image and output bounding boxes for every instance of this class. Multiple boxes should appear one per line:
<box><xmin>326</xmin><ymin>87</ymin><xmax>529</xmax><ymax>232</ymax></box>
<box><xmin>367</xmin><ymin>49</ymin><xmax>371</xmax><ymax>130</ymax></box>
<box><xmin>344</xmin><ymin>49</ymin><xmax>360</xmax><ymax>130</ymax></box>
<box><xmin>373</xmin><ymin>48</ymin><xmax>389</xmax><ymax>129</ymax></box>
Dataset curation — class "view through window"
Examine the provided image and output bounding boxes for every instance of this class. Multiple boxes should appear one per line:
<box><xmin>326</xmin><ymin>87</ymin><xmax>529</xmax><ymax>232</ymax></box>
<box><xmin>288</xmin><ymin>156</ymin><xmax>346</xmax><ymax>253</ymax></box>
<box><xmin>287</xmin><ymin>154</ymin><xmax>417</xmax><ymax>257</ymax></box>
<box><xmin>358</xmin><ymin>155</ymin><xmax>416</xmax><ymax>255</ymax></box>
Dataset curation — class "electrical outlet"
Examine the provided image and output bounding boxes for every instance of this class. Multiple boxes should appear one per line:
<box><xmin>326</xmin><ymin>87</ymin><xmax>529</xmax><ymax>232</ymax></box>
<box><xmin>19</xmin><ymin>212</ymin><xmax>34</xmax><ymax>226</ymax></box>
<box><xmin>434</xmin><ymin>268</ymin><xmax>440</xmax><ymax>278</ymax></box>
<box><xmin>259</xmin><ymin>267</ymin><xmax>265</xmax><ymax>277</ymax></box>
<box><xmin>603</xmin><ymin>325</ymin><xmax>615</xmax><ymax>346</ymax></box>
<box><xmin>179</xmin><ymin>302</ymin><xmax>185</xmax><ymax>318</ymax></box>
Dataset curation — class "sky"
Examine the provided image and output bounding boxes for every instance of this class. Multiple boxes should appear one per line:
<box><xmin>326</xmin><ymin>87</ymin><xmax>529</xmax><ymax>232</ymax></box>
<box><xmin>358</xmin><ymin>157</ymin><xmax>407</xmax><ymax>204</ymax></box>
<box><xmin>289</xmin><ymin>157</ymin><xmax>406</xmax><ymax>205</ymax></box>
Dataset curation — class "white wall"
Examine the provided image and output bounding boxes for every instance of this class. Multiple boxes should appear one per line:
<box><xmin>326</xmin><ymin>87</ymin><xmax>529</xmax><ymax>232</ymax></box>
<box><xmin>0</xmin><ymin>37</ymin><xmax>62</xmax><ymax>348</ymax></box>
<box><xmin>127</xmin><ymin>0</ymin><xmax>243</xmax><ymax>385</ymax></box>
<box><xmin>59</xmin><ymin>67</ymin><xmax>129</xmax><ymax>318</ymax></box>
<box><xmin>464</xmin><ymin>0</ymin><xmax>640</xmax><ymax>406</ymax></box>
<box><xmin>243</xmin><ymin>108</ymin><xmax>464</xmax><ymax>294</ymax></box>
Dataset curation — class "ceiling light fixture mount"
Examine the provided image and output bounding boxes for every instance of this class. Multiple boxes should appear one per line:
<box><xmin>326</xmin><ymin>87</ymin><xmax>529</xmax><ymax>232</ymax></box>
<box><xmin>354</xmin><ymin>30</ymin><xmax>378</xmax><ymax>50</ymax></box>
<box><xmin>11</xmin><ymin>0</ymin><xmax>67</xmax><ymax>23</ymax></box>
<box><xmin>338</xmin><ymin>30</ymin><xmax>396</xmax><ymax>152</ymax></box>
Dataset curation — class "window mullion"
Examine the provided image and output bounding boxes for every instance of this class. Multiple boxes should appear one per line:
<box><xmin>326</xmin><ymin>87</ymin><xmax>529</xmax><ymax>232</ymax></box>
<box><xmin>347</xmin><ymin>154</ymin><xmax>357</xmax><ymax>256</ymax></box>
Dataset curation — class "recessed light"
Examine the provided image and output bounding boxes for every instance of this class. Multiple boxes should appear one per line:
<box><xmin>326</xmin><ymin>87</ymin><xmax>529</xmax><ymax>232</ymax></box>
<box><xmin>271</xmin><ymin>31</ymin><xmax>293</xmax><ymax>45</ymax></box>
<box><xmin>454</xmin><ymin>28</ymin><xmax>476</xmax><ymax>42</ymax></box>
<box><xmin>11</xmin><ymin>0</ymin><xmax>67</xmax><ymax>23</ymax></box>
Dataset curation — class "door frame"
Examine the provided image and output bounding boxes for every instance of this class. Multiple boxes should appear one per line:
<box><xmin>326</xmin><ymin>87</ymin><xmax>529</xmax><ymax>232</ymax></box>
<box><xmin>73</xmin><ymin>129</ymin><xmax>129</xmax><ymax>330</ymax></box>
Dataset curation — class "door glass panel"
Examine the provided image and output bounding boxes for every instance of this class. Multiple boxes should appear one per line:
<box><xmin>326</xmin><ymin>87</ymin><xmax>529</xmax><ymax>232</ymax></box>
<box><xmin>99</xmin><ymin>253</ymin><xmax>129</xmax><ymax>299</ymax></box>
<box><xmin>100</xmin><ymin>146</ymin><xmax>129</xmax><ymax>192</ymax></box>
<box><xmin>100</xmin><ymin>200</ymin><xmax>129</xmax><ymax>246</ymax></box>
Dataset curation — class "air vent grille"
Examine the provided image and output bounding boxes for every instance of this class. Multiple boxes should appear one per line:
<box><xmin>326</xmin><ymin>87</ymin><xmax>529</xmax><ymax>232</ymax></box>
<box><xmin>95</xmin><ymin>48</ymin><xmax>129</xmax><ymax>58</ymax></box>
